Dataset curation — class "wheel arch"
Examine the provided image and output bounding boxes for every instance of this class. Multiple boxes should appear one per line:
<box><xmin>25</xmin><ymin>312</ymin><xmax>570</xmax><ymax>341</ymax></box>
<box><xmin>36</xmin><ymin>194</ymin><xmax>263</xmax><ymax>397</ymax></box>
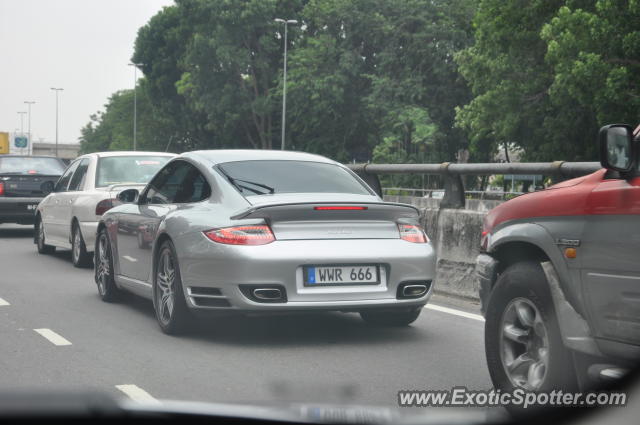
<box><xmin>152</xmin><ymin>232</ymin><xmax>173</xmax><ymax>277</ymax></box>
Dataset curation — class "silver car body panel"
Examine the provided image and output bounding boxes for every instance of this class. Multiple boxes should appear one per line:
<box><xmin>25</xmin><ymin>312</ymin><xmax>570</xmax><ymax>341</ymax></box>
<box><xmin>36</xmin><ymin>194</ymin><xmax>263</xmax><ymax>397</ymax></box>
<box><xmin>102</xmin><ymin>150</ymin><xmax>436</xmax><ymax>313</ymax></box>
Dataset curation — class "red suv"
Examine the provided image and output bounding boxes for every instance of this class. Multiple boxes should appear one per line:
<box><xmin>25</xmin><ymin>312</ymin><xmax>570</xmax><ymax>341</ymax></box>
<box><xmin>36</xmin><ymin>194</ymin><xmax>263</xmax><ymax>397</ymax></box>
<box><xmin>477</xmin><ymin>124</ymin><xmax>640</xmax><ymax>392</ymax></box>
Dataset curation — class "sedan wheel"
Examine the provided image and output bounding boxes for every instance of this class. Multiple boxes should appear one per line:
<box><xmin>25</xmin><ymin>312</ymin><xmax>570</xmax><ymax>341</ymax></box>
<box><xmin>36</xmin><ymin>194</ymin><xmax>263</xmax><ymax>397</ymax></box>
<box><xmin>72</xmin><ymin>224</ymin><xmax>92</xmax><ymax>268</ymax></box>
<box><xmin>36</xmin><ymin>217</ymin><xmax>55</xmax><ymax>254</ymax></box>
<box><xmin>153</xmin><ymin>240</ymin><xmax>191</xmax><ymax>335</ymax></box>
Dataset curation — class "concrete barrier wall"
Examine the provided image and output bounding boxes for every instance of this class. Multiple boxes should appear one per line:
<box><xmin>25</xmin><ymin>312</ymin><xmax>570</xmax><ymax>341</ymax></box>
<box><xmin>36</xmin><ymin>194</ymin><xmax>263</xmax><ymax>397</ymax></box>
<box><xmin>384</xmin><ymin>195</ymin><xmax>502</xmax><ymax>301</ymax></box>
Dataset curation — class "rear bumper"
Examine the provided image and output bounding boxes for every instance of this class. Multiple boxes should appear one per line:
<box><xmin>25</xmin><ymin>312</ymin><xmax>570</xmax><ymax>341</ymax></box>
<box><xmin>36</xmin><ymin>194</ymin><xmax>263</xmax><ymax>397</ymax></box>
<box><xmin>175</xmin><ymin>234</ymin><xmax>436</xmax><ymax>312</ymax></box>
<box><xmin>0</xmin><ymin>197</ymin><xmax>41</xmax><ymax>224</ymax></box>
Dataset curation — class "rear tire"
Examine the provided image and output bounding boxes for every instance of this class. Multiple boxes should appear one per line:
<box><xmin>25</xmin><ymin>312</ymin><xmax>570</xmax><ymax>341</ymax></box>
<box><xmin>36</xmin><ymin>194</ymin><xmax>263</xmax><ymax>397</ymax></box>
<box><xmin>94</xmin><ymin>228</ymin><xmax>119</xmax><ymax>302</ymax></box>
<box><xmin>153</xmin><ymin>240</ymin><xmax>192</xmax><ymax>335</ymax></box>
<box><xmin>71</xmin><ymin>223</ymin><xmax>92</xmax><ymax>268</ymax></box>
<box><xmin>35</xmin><ymin>216</ymin><xmax>55</xmax><ymax>254</ymax></box>
<box><xmin>360</xmin><ymin>307</ymin><xmax>422</xmax><ymax>326</ymax></box>
<box><xmin>485</xmin><ymin>261</ymin><xmax>576</xmax><ymax>399</ymax></box>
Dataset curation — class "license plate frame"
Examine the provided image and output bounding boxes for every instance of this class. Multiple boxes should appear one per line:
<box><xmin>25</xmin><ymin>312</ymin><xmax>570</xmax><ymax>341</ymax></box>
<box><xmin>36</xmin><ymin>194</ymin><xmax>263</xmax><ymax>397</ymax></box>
<box><xmin>303</xmin><ymin>264</ymin><xmax>380</xmax><ymax>287</ymax></box>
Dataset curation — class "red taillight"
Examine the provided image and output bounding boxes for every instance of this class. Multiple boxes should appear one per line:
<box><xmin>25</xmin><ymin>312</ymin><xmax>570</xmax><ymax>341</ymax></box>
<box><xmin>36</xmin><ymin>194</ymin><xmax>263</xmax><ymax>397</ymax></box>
<box><xmin>398</xmin><ymin>224</ymin><xmax>428</xmax><ymax>243</ymax></box>
<box><xmin>314</xmin><ymin>206</ymin><xmax>368</xmax><ymax>210</ymax></box>
<box><xmin>204</xmin><ymin>225</ymin><xmax>275</xmax><ymax>245</ymax></box>
<box><xmin>481</xmin><ymin>230</ymin><xmax>490</xmax><ymax>251</ymax></box>
<box><xmin>95</xmin><ymin>198</ymin><xmax>120</xmax><ymax>216</ymax></box>
<box><xmin>0</xmin><ymin>182</ymin><xmax>4</xmax><ymax>196</ymax></box>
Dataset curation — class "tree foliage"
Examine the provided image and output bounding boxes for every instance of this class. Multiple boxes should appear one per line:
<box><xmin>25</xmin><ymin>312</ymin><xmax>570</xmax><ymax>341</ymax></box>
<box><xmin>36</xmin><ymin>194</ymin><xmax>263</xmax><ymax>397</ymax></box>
<box><xmin>80</xmin><ymin>0</ymin><xmax>639</xmax><ymax>164</ymax></box>
<box><xmin>456</xmin><ymin>0</ymin><xmax>640</xmax><ymax>161</ymax></box>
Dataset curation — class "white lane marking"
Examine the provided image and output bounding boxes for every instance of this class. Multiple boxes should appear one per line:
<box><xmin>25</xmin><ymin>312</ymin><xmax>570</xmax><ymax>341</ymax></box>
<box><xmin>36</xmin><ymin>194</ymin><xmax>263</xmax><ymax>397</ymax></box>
<box><xmin>0</xmin><ymin>297</ymin><xmax>9</xmax><ymax>306</ymax></box>
<box><xmin>122</xmin><ymin>255</ymin><xmax>138</xmax><ymax>262</ymax></box>
<box><xmin>34</xmin><ymin>328</ymin><xmax>72</xmax><ymax>346</ymax></box>
<box><xmin>115</xmin><ymin>385</ymin><xmax>161</xmax><ymax>404</ymax></box>
<box><xmin>425</xmin><ymin>304</ymin><xmax>485</xmax><ymax>322</ymax></box>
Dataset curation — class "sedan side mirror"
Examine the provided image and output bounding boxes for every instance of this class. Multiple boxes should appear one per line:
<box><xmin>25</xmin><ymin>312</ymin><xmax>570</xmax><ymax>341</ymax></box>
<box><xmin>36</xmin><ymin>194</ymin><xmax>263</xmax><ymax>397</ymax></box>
<box><xmin>117</xmin><ymin>188</ymin><xmax>140</xmax><ymax>204</ymax></box>
<box><xmin>599</xmin><ymin>124</ymin><xmax>636</xmax><ymax>173</ymax></box>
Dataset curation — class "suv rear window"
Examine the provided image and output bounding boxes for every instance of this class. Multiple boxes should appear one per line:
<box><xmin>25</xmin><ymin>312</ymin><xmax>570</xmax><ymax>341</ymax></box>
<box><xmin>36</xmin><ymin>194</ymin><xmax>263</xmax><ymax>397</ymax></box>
<box><xmin>96</xmin><ymin>156</ymin><xmax>170</xmax><ymax>187</ymax></box>
<box><xmin>0</xmin><ymin>156</ymin><xmax>65</xmax><ymax>175</ymax></box>
<box><xmin>217</xmin><ymin>160</ymin><xmax>371</xmax><ymax>196</ymax></box>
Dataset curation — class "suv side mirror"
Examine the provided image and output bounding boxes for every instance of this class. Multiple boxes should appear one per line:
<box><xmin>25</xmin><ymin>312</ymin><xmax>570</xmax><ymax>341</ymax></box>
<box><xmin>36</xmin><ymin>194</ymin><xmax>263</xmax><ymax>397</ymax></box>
<box><xmin>599</xmin><ymin>124</ymin><xmax>636</xmax><ymax>173</ymax></box>
<box><xmin>117</xmin><ymin>188</ymin><xmax>139</xmax><ymax>204</ymax></box>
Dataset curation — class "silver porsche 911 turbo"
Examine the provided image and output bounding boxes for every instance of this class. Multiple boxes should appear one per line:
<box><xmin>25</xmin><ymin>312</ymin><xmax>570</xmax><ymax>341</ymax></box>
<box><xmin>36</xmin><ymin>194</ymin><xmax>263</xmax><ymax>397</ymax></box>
<box><xmin>95</xmin><ymin>150</ymin><xmax>436</xmax><ymax>334</ymax></box>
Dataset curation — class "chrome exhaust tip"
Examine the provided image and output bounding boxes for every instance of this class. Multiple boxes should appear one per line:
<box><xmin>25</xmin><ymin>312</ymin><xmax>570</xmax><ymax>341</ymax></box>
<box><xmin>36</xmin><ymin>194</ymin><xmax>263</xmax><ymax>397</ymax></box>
<box><xmin>252</xmin><ymin>288</ymin><xmax>283</xmax><ymax>301</ymax></box>
<box><xmin>402</xmin><ymin>284</ymin><xmax>428</xmax><ymax>298</ymax></box>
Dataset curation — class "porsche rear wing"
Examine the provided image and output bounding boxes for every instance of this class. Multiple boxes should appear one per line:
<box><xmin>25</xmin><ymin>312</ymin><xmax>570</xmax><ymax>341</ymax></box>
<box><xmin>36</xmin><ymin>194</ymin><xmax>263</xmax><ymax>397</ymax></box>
<box><xmin>230</xmin><ymin>201</ymin><xmax>420</xmax><ymax>223</ymax></box>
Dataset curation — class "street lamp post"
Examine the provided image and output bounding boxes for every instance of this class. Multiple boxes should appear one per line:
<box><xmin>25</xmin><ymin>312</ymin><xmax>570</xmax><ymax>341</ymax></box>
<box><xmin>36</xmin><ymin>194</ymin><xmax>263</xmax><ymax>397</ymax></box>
<box><xmin>17</xmin><ymin>111</ymin><xmax>27</xmax><ymax>155</ymax></box>
<box><xmin>50</xmin><ymin>88</ymin><xmax>63</xmax><ymax>157</ymax></box>
<box><xmin>24</xmin><ymin>101</ymin><xmax>35</xmax><ymax>155</ymax></box>
<box><xmin>17</xmin><ymin>111</ymin><xmax>26</xmax><ymax>134</ymax></box>
<box><xmin>129</xmin><ymin>63</ymin><xmax>143</xmax><ymax>151</ymax></box>
<box><xmin>275</xmin><ymin>18</ymin><xmax>298</xmax><ymax>150</ymax></box>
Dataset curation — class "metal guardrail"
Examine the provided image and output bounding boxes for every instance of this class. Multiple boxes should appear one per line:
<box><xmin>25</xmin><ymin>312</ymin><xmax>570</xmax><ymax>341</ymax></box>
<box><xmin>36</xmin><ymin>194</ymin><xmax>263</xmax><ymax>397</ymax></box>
<box><xmin>348</xmin><ymin>161</ymin><xmax>601</xmax><ymax>208</ymax></box>
<box><xmin>382</xmin><ymin>187</ymin><xmax>525</xmax><ymax>201</ymax></box>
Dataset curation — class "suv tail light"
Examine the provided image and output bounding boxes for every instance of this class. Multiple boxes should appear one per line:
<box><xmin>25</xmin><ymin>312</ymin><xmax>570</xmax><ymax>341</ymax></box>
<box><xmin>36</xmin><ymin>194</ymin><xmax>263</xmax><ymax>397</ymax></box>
<box><xmin>481</xmin><ymin>230</ymin><xmax>490</xmax><ymax>251</ymax></box>
<box><xmin>204</xmin><ymin>225</ymin><xmax>275</xmax><ymax>245</ymax></box>
<box><xmin>0</xmin><ymin>182</ymin><xmax>4</xmax><ymax>196</ymax></box>
<box><xmin>95</xmin><ymin>198</ymin><xmax>120</xmax><ymax>216</ymax></box>
<box><xmin>398</xmin><ymin>224</ymin><xmax>428</xmax><ymax>243</ymax></box>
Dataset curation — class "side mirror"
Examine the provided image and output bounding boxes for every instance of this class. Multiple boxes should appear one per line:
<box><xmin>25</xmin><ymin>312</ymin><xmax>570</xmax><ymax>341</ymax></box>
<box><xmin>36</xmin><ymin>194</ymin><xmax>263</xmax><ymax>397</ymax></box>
<box><xmin>117</xmin><ymin>188</ymin><xmax>140</xmax><ymax>204</ymax></box>
<box><xmin>599</xmin><ymin>124</ymin><xmax>635</xmax><ymax>173</ymax></box>
<box><xmin>40</xmin><ymin>181</ymin><xmax>55</xmax><ymax>195</ymax></box>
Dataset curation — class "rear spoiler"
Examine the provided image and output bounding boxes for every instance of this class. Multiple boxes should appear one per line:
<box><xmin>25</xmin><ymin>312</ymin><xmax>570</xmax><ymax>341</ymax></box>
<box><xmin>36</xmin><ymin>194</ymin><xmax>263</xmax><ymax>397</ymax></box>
<box><xmin>230</xmin><ymin>201</ymin><xmax>420</xmax><ymax>222</ymax></box>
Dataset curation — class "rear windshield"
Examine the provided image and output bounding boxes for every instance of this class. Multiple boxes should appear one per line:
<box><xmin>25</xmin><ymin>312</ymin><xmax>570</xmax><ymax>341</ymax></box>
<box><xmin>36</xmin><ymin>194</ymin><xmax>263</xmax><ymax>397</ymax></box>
<box><xmin>96</xmin><ymin>156</ymin><xmax>170</xmax><ymax>187</ymax></box>
<box><xmin>217</xmin><ymin>160</ymin><xmax>371</xmax><ymax>196</ymax></box>
<box><xmin>0</xmin><ymin>156</ymin><xmax>65</xmax><ymax>175</ymax></box>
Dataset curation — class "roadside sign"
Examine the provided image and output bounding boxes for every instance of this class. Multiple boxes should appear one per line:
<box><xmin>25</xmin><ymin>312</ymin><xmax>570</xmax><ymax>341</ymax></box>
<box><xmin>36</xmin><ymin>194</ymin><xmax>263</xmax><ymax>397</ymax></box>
<box><xmin>14</xmin><ymin>136</ymin><xmax>28</xmax><ymax>148</ymax></box>
<box><xmin>0</xmin><ymin>132</ymin><xmax>9</xmax><ymax>154</ymax></box>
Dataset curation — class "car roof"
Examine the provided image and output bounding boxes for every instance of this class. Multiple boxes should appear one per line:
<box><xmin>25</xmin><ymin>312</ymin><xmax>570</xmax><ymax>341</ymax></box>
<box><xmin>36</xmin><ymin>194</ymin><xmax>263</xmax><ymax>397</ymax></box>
<box><xmin>184</xmin><ymin>149</ymin><xmax>337</xmax><ymax>165</ymax></box>
<box><xmin>80</xmin><ymin>151</ymin><xmax>176</xmax><ymax>159</ymax></box>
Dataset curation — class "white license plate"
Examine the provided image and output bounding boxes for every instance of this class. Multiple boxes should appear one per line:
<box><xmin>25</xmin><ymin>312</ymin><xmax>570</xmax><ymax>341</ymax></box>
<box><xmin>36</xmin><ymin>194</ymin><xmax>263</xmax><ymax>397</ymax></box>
<box><xmin>304</xmin><ymin>265</ymin><xmax>379</xmax><ymax>286</ymax></box>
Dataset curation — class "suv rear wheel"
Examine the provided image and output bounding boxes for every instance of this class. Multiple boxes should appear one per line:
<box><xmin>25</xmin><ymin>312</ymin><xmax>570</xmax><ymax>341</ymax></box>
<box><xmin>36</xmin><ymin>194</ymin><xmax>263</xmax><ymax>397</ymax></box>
<box><xmin>485</xmin><ymin>261</ymin><xmax>576</xmax><ymax>394</ymax></box>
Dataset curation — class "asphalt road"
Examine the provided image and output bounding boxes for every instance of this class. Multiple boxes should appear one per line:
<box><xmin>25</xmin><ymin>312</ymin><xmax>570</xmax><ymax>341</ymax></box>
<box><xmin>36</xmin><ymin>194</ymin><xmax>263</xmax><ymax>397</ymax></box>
<box><xmin>0</xmin><ymin>223</ymin><xmax>491</xmax><ymax>409</ymax></box>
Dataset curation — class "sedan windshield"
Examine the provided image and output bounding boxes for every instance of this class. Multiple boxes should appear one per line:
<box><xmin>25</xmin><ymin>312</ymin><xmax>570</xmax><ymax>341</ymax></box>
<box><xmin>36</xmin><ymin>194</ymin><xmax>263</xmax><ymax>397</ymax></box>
<box><xmin>96</xmin><ymin>156</ymin><xmax>170</xmax><ymax>187</ymax></box>
<box><xmin>0</xmin><ymin>156</ymin><xmax>65</xmax><ymax>175</ymax></box>
<box><xmin>218</xmin><ymin>160</ymin><xmax>371</xmax><ymax>196</ymax></box>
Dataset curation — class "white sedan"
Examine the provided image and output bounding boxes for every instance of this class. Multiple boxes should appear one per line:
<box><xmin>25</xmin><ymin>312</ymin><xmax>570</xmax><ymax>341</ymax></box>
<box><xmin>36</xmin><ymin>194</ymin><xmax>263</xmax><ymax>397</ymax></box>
<box><xmin>35</xmin><ymin>151</ymin><xmax>175</xmax><ymax>267</ymax></box>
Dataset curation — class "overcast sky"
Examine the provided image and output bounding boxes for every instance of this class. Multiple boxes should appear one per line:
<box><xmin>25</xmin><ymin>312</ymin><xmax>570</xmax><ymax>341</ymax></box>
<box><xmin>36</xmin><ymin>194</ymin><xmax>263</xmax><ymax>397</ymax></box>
<box><xmin>0</xmin><ymin>0</ymin><xmax>174</xmax><ymax>145</ymax></box>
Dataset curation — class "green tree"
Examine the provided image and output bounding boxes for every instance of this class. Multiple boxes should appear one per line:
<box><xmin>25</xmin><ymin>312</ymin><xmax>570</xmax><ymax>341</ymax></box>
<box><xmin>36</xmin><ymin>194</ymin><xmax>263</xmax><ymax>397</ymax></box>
<box><xmin>456</xmin><ymin>0</ymin><xmax>640</xmax><ymax>162</ymax></box>
<box><xmin>541</xmin><ymin>0</ymin><xmax>640</xmax><ymax>157</ymax></box>
<box><xmin>79</xmin><ymin>82</ymin><xmax>177</xmax><ymax>154</ymax></box>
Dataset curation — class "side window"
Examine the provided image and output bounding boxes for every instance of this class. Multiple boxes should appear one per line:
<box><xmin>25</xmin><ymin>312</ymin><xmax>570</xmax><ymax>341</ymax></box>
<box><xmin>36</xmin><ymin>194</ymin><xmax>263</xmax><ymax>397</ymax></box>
<box><xmin>144</xmin><ymin>161</ymin><xmax>211</xmax><ymax>204</ymax></box>
<box><xmin>54</xmin><ymin>161</ymin><xmax>79</xmax><ymax>192</ymax></box>
<box><xmin>175</xmin><ymin>166</ymin><xmax>211</xmax><ymax>203</ymax></box>
<box><xmin>68</xmin><ymin>159</ymin><xmax>90</xmax><ymax>191</ymax></box>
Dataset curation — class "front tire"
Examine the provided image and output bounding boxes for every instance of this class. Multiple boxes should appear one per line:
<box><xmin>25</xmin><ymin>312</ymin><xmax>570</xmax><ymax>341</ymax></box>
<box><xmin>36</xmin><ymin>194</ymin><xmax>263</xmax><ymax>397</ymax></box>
<box><xmin>94</xmin><ymin>228</ymin><xmax>119</xmax><ymax>302</ymax></box>
<box><xmin>485</xmin><ymin>261</ymin><xmax>576</xmax><ymax>396</ymax></box>
<box><xmin>153</xmin><ymin>240</ymin><xmax>192</xmax><ymax>335</ymax></box>
<box><xmin>360</xmin><ymin>307</ymin><xmax>422</xmax><ymax>326</ymax></box>
<box><xmin>72</xmin><ymin>223</ymin><xmax>92</xmax><ymax>268</ymax></box>
<box><xmin>35</xmin><ymin>216</ymin><xmax>55</xmax><ymax>254</ymax></box>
